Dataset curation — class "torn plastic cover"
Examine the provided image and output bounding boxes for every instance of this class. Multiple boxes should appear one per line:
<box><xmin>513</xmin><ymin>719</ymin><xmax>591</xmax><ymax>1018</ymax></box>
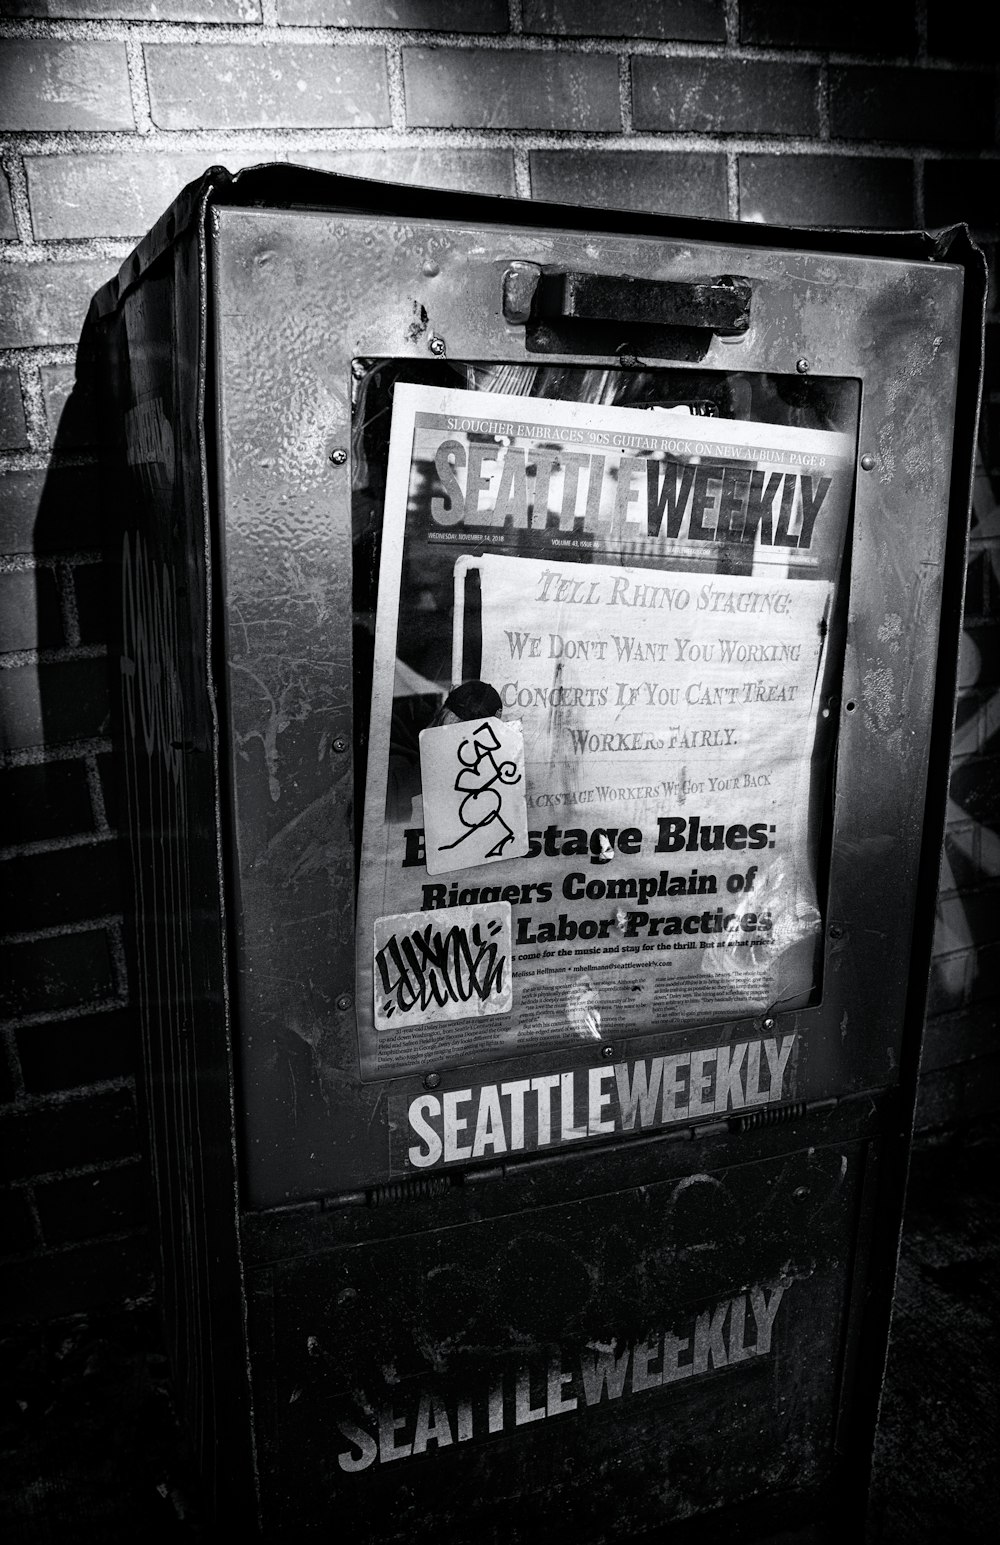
<box><xmin>352</xmin><ymin>362</ymin><xmax>858</xmax><ymax>1080</ymax></box>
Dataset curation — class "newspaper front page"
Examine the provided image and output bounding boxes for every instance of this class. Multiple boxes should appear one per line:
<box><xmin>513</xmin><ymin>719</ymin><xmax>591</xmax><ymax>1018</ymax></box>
<box><xmin>355</xmin><ymin>385</ymin><xmax>852</xmax><ymax>1079</ymax></box>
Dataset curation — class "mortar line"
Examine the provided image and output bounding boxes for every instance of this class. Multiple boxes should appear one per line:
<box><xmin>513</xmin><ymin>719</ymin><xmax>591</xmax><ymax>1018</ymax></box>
<box><xmin>384</xmin><ymin>39</ymin><xmax>407</xmax><ymax>134</ymax></box>
<box><xmin>0</xmin><ymin>829</ymin><xmax>115</xmax><ymax>861</ymax></box>
<box><xmin>512</xmin><ymin>146</ymin><xmax>531</xmax><ymax>199</ymax></box>
<box><xmin>1</xmin><ymin>1027</ymin><xmax>27</xmax><ymax>1103</ymax></box>
<box><xmin>1</xmin><ymin>150</ymin><xmax>35</xmax><ymax>244</ymax></box>
<box><xmin>55</xmin><ymin>558</ymin><xmax>81</xmax><ymax>648</ymax></box>
<box><xmin>726</xmin><ymin>150</ymin><xmax>740</xmax><ymax>222</ymax></box>
<box><xmin>124</xmin><ymin>33</ymin><xmax>154</xmax><ymax>137</ymax></box>
<box><xmin>14</xmin><ymin>357</ymin><xmax>48</xmax><ymax>453</ymax></box>
<box><xmin>0</xmin><ymin>19</ymin><xmax>983</xmax><ymax>67</ymax></box>
<box><xmin>619</xmin><ymin>52</ymin><xmax>634</xmax><ymax>136</ymax></box>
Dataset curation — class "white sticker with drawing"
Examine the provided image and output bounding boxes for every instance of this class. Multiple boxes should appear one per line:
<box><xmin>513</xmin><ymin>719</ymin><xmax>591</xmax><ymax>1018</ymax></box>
<box><xmin>419</xmin><ymin>717</ymin><xmax>529</xmax><ymax>876</ymax></box>
<box><xmin>373</xmin><ymin>903</ymin><xmax>513</xmax><ymax>1031</ymax></box>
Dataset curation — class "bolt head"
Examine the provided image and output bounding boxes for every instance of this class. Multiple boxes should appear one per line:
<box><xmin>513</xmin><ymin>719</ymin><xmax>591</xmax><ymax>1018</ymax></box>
<box><xmin>332</xmin><ymin>735</ymin><xmax>349</xmax><ymax>754</ymax></box>
<box><xmin>424</xmin><ymin>1072</ymin><xmax>441</xmax><ymax>1090</ymax></box>
<box><xmin>428</xmin><ymin>335</ymin><xmax>446</xmax><ymax>357</ymax></box>
<box><xmin>860</xmin><ymin>453</ymin><xmax>875</xmax><ymax>471</ymax></box>
<box><xmin>762</xmin><ymin>1016</ymin><xmax>775</xmax><ymax>1031</ymax></box>
<box><xmin>795</xmin><ymin>358</ymin><xmax>810</xmax><ymax>374</ymax></box>
<box><xmin>329</xmin><ymin>447</ymin><xmax>347</xmax><ymax>466</ymax></box>
<box><xmin>601</xmin><ymin>1045</ymin><xmax>615</xmax><ymax>1061</ymax></box>
<box><xmin>422</xmin><ymin>260</ymin><xmax>440</xmax><ymax>278</ymax></box>
<box><xmin>336</xmin><ymin>993</ymin><xmax>353</xmax><ymax>1012</ymax></box>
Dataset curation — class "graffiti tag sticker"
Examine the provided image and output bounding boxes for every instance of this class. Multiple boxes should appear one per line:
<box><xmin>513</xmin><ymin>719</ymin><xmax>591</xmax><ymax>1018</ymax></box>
<box><xmin>373</xmin><ymin>903</ymin><xmax>513</xmax><ymax>1032</ymax></box>
<box><xmin>419</xmin><ymin>717</ymin><xmax>528</xmax><ymax>876</ymax></box>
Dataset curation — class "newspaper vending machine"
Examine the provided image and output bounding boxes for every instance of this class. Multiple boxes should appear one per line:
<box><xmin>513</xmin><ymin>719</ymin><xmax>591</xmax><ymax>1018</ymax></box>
<box><xmin>92</xmin><ymin>166</ymin><xmax>985</xmax><ymax>1541</ymax></box>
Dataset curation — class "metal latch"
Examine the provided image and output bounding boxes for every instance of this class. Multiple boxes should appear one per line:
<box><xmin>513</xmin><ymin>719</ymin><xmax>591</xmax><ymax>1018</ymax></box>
<box><xmin>502</xmin><ymin>262</ymin><xmax>752</xmax><ymax>337</ymax></box>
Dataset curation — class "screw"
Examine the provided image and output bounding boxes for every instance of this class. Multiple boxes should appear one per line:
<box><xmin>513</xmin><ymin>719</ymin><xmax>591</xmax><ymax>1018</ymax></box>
<box><xmin>336</xmin><ymin>993</ymin><xmax>353</xmax><ymax>1012</ymax></box>
<box><xmin>424</xmin><ymin>1072</ymin><xmax>441</xmax><ymax>1090</ymax></box>
<box><xmin>601</xmin><ymin>1045</ymin><xmax>615</xmax><ymax>1061</ymax></box>
<box><xmin>329</xmin><ymin>447</ymin><xmax>347</xmax><ymax>466</ymax></box>
<box><xmin>860</xmin><ymin>453</ymin><xmax>875</xmax><ymax>471</ymax></box>
<box><xmin>795</xmin><ymin>358</ymin><xmax>810</xmax><ymax>374</ymax></box>
<box><xmin>762</xmin><ymin>1016</ymin><xmax>775</xmax><ymax>1031</ymax></box>
<box><xmin>428</xmin><ymin>335</ymin><xmax>446</xmax><ymax>357</ymax></box>
<box><xmin>332</xmin><ymin>735</ymin><xmax>349</xmax><ymax>754</ymax></box>
<box><xmin>829</xmin><ymin>924</ymin><xmax>844</xmax><ymax>940</ymax></box>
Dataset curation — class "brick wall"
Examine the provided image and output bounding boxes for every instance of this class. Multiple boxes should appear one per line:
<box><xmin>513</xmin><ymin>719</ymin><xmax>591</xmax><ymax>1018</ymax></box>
<box><xmin>2</xmin><ymin>1</ymin><xmax>998</xmax><ymax>1323</ymax></box>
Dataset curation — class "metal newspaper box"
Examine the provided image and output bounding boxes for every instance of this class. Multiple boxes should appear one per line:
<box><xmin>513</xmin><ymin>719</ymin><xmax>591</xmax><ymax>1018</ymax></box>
<box><xmin>93</xmin><ymin>166</ymin><xmax>984</xmax><ymax>1542</ymax></box>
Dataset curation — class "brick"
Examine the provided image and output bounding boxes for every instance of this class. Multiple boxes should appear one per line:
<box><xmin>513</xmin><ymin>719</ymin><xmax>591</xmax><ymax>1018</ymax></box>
<box><xmin>0</xmin><ymin>760</ymin><xmax>95</xmax><ymax>849</ymax></box>
<box><xmin>0</xmin><ymin>930</ymin><xmax>117</xmax><ymax>1020</ymax></box>
<box><xmin>524</xmin><ymin>0</ymin><xmax>724</xmax><ymax>38</ymax></box>
<box><xmin>404</xmin><ymin>47</ymin><xmax>621</xmax><ymax>131</ymax></box>
<box><xmin>0</xmin><ymin>843</ymin><xmax>121</xmax><ymax>936</ymax></box>
<box><xmin>927</xmin><ymin>1</ymin><xmax>1000</xmax><ymax>61</ymax></box>
<box><xmin>971</xmin><ymin>941</ymin><xmax>1000</xmax><ymax>1004</ymax></box>
<box><xmin>738</xmin><ymin>155</ymin><xmax>914</xmax><ymax>228</ymax></box>
<box><xmin>925</xmin><ymin>951</ymin><xmax>970</xmax><ymax>1016</ymax></box>
<box><xmin>145</xmin><ymin>43</ymin><xmax>390</xmax><ymax>129</ymax></box>
<box><xmin>914</xmin><ymin>1054</ymin><xmax>1000</xmax><ymax>1131</ymax></box>
<box><xmin>2</xmin><ymin>1</ymin><xmax>259</xmax><ymax>16</ymax></box>
<box><xmin>740</xmin><ymin>0</ymin><xmax>917</xmax><ymax>54</ymax></box>
<box><xmin>0</xmin><ymin>567</ymin><xmax>64</xmax><ymax>654</ymax></box>
<box><xmin>921</xmin><ymin>1001</ymin><xmax>1000</xmax><ymax>1074</ymax></box>
<box><xmin>277</xmin><ymin>0</ymin><xmax>506</xmax><ymax>25</ymax></box>
<box><xmin>944</xmin><ymin>885</ymin><xmax>1000</xmax><ymax>947</ymax></box>
<box><xmin>1</xmin><ymin>1234</ymin><xmax>152</xmax><ymax>1325</ymax></box>
<box><xmin>0</xmin><ymin>173</ymin><xmax>15</xmax><ymax>240</ymax></box>
<box><xmin>0</xmin><ymin>1088</ymin><xmax>136</xmax><ymax>1181</ymax></box>
<box><xmin>633</xmin><ymin>57</ymin><xmax>819</xmax><ymax>136</ymax></box>
<box><xmin>951</xmin><ymin>691</ymin><xmax>982</xmax><ymax>754</ymax></box>
<box><xmin>0</xmin><ymin>369</ymin><xmax>28</xmax><ymax>451</ymax></box>
<box><xmin>0</xmin><ymin>42</ymin><xmax>133</xmax><ymax>132</ymax></box>
<box><xmin>26</xmin><ymin>149</ymin><xmax>269</xmax><ymax>241</ymax></box>
<box><xmin>17</xmin><ymin>1008</ymin><xmax>137</xmax><ymax>1094</ymax></box>
<box><xmin>962</xmin><ymin>626</ymin><xmax>1000</xmax><ymax>689</ymax></box>
<box><xmin>530</xmin><ymin>149</ymin><xmax>727</xmax><ymax>218</ymax></box>
<box><xmin>950</xmin><ymin>759</ymin><xmax>1000</xmax><ymax>828</ymax></box>
<box><xmin>0</xmin><ymin>656</ymin><xmax>111</xmax><ymax>752</ymax></box>
<box><xmin>0</xmin><ymin>259</ymin><xmax>118</xmax><ymax>350</ymax></box>
<box><xmin>289</xmin><ymin>146</ymin><xmax>517</xmax><ymax>196</ymax></box>
<box><xmin>829</xmin><ymin>67</ymin><xmax>995</xmax><ymax>149</ymax></box>
<box><xmin>71</xmin><ymin>562</ymin><xmax>112</xmax><ymax>647</ymax></box>
<box><xmin>0</xmin><ymin>466</ymin><xmax>106</xmax><ymax>557</ymax></box>
<box><xmin>40</xmin><ymin>364</ymin><xmax>97</xmax><ymax>451</ymax></box>
<box><xmin>36</xmin><ymin>1161</ymin><xmax>144</xmax><ymax>1246</ymax></box>
<box><xmin>0</xmin><ymin>1189</ymin><xmax>39</xmax><ymax>1256</ymax></box>
<box><xmin>925</xmin><ymin>161</ymin><xmax>1000</xmax><ymax>237</ymax></box>
<box><xmin>963</xmin><ymin>549</ymin><xmax>990</xmax><ymax>625</ymax></box>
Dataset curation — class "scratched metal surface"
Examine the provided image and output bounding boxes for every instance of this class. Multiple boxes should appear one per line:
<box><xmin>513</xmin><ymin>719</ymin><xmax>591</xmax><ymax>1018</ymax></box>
<box><xmin>211</xmin><ymin>205</ymin><xmax>963</xmax><ymax>1205</ymax></box>
<box><xmin>246</xmin><ymin>1138</ymin><xmax>866</xmax><ymax>1542</ymax></box>
<box><xmin>100</xmin><ymin>231</ymin><xmax>255</xmax><ymax>1520</ymax></box>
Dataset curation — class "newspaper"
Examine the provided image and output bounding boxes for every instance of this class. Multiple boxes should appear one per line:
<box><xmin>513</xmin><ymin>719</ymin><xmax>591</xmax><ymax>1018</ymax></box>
<box><xmin>355</xmin><ymin>384</ymin><xmax>853</xmax><ymax>1079</ymax></box>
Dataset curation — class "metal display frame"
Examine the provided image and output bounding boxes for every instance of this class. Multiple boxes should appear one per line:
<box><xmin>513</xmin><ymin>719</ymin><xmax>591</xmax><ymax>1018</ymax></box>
<box><xmin>91</xmin><ymin>165</ymin><xmax>986</xmax><ymax>1542</ymax></box>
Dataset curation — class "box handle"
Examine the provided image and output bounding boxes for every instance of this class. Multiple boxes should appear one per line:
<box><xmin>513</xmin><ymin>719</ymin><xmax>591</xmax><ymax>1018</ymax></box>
<box><xmin>502</xmin><ymin>263</ymin><xmax>752</xmax><ymax>336</ymax></box>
